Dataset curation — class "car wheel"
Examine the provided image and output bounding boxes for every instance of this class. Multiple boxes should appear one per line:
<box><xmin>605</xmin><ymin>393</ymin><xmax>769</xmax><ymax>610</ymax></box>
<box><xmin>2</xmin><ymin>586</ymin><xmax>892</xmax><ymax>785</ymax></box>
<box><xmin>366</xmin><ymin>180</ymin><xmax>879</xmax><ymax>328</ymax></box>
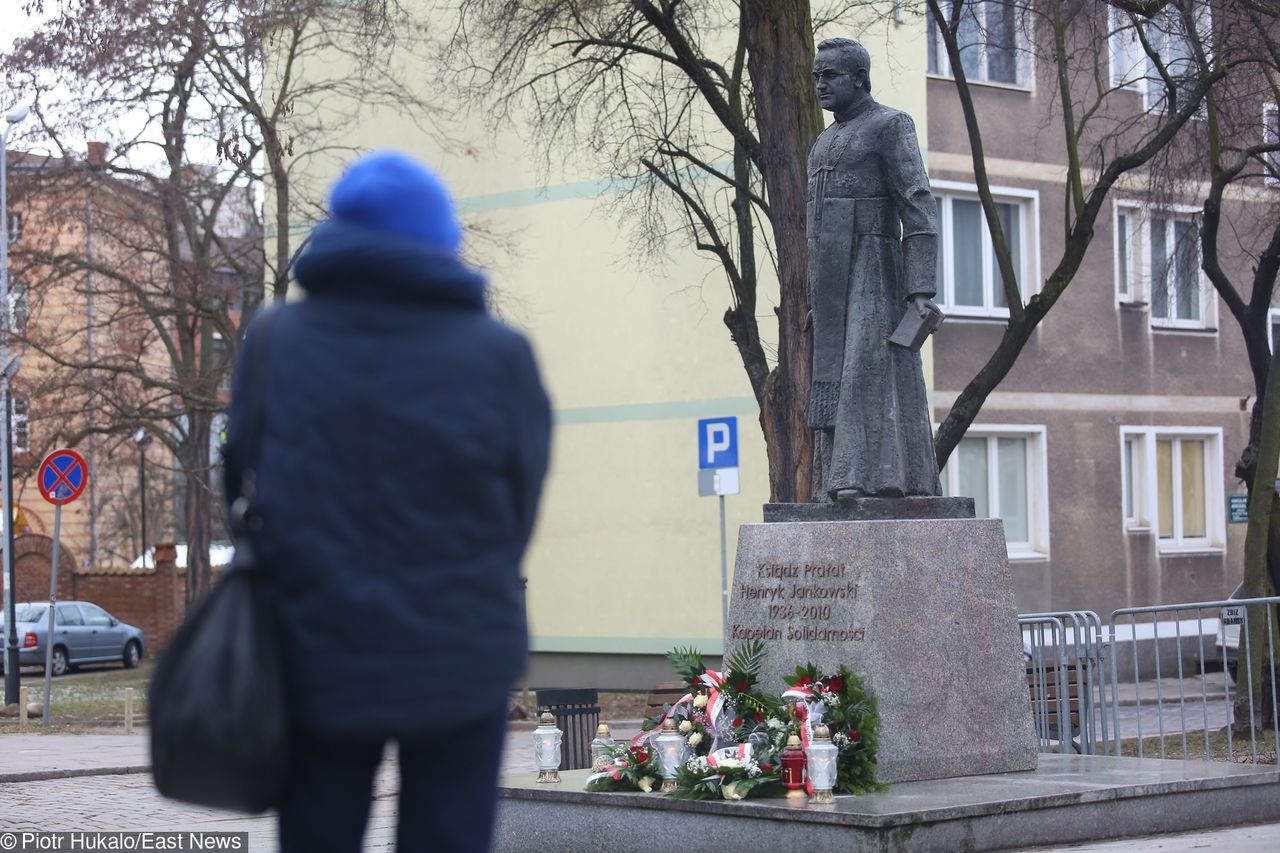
<box><xmin>49</xmin><ymin>646</ymin><xmax>68</xmax><ymax>677</ymax></box>
<box><xmin>123</xmin><ymin>640</ymin><xmax>141</xmax><ymax>669</ymax></box>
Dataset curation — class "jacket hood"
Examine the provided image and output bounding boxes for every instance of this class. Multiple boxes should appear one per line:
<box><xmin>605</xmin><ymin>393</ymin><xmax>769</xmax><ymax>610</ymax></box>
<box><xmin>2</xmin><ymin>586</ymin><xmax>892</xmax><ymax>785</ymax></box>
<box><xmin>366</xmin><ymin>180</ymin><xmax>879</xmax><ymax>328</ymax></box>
<box><xmin>293</xmin><ymin>220</ymin><xmax>487</xmax><ymax>310</ymax></box>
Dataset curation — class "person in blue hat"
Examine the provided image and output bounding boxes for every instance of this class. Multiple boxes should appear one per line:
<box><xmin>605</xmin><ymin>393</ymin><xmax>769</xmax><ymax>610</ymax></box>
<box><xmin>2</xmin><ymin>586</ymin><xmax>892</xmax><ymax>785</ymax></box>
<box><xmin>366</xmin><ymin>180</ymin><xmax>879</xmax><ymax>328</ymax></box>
<box><xmin>224</xmin><ymin>151</ymin><xmax>551</xmax><ymax>853</ymax></box>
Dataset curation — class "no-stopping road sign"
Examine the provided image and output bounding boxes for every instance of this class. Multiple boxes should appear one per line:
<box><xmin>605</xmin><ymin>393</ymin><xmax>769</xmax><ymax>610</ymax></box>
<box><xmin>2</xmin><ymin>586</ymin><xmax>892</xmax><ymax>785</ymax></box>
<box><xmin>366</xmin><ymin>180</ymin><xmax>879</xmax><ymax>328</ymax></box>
<box><xmin>37</xmin><ymin>448</ymin><xmax>89</xmax><ymax>505</ymax></box>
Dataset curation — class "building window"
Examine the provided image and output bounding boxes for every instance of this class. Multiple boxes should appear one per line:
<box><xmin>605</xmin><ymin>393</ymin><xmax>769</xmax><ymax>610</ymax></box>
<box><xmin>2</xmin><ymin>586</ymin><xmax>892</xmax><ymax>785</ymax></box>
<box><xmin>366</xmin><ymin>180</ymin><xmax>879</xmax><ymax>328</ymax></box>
<box><xmin>927</xmin><ymin>0</ymin><xmax>1030</xmax><ymax>88</ymax></box>
<box><xmin>1121</xmin><ymin>427</ymin><xmax>1224</xmax><ymax>552</ymax></box>
<box><xmin>11</xmin><ymin>397</ymin><xmax>28</xmax><ymax>454</ymax></box>
<box><xmin>1114</xmin><ymin>204</ymin><xmax>1212</xmax><ymax>329</ymax></box>
<box><xmin>1122</xmin><ymin>433</ymin><xmax>1141</xmax><ymax>527</ymax></box>
<box><xmin>1264</xmin><ymin>104</ymin><xmax>1278</xmax><ymax>188</ymax></box>
<box><xmin>5</xmin><ymin>213</ymin><xmax>20</xmax><ymax>244</ymax></box>
<box><xmin>1109</xmin><ymin>3</ymin><xmax>1212</xmax><ymax>113</ymax></box>
<box><xmin>933</xmin><ymin>182</ymin><xmax>1038</xmax><ymax>318</ymax></box>
<box><xmin>941</xmin><ymin>425</ymin><xmax>1049</xmax><ymax>559</ymax></box>
<box><xmin>7</xmin><ymin>277</ymin><xmax>27</xmax><ymax>334</ymax></box>
<box><xmin>1115</xmin><ymin>208</ymin><xmax>1141</xmax><ymax>305</ymax></box>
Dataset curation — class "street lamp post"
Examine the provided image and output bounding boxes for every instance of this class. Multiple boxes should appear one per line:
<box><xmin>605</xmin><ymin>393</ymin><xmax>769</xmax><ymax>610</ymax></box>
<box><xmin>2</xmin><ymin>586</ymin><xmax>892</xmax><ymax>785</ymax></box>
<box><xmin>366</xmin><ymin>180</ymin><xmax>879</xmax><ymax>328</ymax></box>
<box><xmin>133</xmin><ymin>429</ymin><xmax>152</xmax><ymax>566</ymax></box>
<box><xmin>2</xmin><ymin>103</ymin><xmax>30</xmax><ymax>707</ymax></box>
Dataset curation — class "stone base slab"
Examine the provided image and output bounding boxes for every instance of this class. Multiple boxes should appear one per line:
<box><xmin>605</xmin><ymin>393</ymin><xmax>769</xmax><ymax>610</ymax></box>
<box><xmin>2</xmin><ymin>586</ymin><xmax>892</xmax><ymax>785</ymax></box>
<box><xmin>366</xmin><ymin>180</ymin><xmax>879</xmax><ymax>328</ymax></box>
<box><xmin>727</xmin><ymin>517</ymin><xmax>1036</xmax><ymax>783</ymax></box>
<box><xmin>764</xmin><ymin>495</ymin><xmax>975</xmax><ymax>522</ymax></box>
<box><xmin>494</xmin><ymin>757</ymin><xmax>1280</xmax><ymax>853</ymax></box>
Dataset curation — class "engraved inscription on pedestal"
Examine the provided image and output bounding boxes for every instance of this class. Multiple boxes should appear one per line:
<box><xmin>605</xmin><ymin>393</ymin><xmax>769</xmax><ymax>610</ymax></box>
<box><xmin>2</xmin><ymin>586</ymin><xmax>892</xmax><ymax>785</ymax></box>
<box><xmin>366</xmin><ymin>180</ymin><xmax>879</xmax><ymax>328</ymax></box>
<box><xmin>726</xmin><ymin>518</ymin><xmax>1038</xmax><ymax>784</ymax></box>
<box><xmin>730</xmin><ymin>562</ymin><xmax>865</xmax><ymax>643</ymax></box>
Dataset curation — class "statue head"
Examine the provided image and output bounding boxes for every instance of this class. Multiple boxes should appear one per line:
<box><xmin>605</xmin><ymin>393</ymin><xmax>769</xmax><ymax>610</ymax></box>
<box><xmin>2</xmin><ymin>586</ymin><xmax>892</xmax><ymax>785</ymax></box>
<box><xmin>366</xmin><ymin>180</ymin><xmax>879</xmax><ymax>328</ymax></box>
<box><xmin>813</xmin><ymin>38</ymin><xmax>872</xmax><ymax>117</ymax></box>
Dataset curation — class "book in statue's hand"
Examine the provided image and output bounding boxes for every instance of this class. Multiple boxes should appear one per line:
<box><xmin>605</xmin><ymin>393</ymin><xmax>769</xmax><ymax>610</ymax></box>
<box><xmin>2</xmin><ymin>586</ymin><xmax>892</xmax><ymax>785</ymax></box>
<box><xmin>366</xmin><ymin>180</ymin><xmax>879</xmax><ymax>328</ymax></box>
<box><xmin>888</xmin><ymin>302</ymin><xmax>944</xmax><ymax>352</ymax></box>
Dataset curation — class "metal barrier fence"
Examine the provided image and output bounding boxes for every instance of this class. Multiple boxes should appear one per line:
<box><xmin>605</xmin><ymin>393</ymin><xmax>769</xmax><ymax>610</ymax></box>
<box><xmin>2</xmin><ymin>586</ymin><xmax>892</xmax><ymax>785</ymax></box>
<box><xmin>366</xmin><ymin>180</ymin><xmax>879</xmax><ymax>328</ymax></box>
<box><xmin>1103</xmin><ymin>595</ymin><xmax>1279</xmax><ymax>764</ymax></box>
<box><xmin>1020</xmin><ymin>611</ymin><xmax>1108</xmax><ymax>754</ymax></box>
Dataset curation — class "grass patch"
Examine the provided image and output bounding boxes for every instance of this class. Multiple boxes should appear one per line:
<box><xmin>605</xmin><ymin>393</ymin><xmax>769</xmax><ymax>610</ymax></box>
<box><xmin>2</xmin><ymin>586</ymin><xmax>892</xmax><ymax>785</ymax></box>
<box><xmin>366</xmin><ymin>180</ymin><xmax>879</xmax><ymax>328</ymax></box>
<box><xmin>1115</xmin><ymin>726</ymin><xmax>1277</xmax><ymax>764</ymax></box>
<box><xmin>0</xmin><ymin>661</ymin><xmax>152</xmax><ymax>732</ymax></box>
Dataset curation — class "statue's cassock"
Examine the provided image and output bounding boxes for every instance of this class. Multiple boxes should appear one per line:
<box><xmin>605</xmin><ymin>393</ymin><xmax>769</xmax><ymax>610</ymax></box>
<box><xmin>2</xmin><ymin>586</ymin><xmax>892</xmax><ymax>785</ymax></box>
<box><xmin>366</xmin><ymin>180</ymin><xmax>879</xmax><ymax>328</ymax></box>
<box><xmin>807</xmin><ymin>97</ymin><xmax>942</xmax><ymax>500</ymax></box>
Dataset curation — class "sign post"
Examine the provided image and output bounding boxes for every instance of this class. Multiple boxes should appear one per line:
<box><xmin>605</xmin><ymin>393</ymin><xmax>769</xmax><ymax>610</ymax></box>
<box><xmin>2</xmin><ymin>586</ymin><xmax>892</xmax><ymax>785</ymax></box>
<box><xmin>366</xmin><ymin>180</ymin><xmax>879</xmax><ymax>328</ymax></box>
<box><xmin>697</xmin><ymin>417</ymin><xmax>740</xmax><ymax>636</ymax></box>
<box><xmin>36</xmin><ymin>448</ymin><xmax>88</xmax><ymax>727</ymax></box>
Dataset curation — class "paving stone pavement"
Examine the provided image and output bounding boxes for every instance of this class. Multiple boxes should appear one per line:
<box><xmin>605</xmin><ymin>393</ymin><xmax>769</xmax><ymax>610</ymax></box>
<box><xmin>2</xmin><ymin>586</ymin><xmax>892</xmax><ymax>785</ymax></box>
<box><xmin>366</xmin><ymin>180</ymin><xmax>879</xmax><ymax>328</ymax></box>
<box><xmin>0</xmin><ymin>729</ymin><xmax>541</xmax><ymax>851</ymax></box>
<box><xmin>2</xmin><ymin>730</ymin><xmax>1279</xmax><ymax>852</ymax></box>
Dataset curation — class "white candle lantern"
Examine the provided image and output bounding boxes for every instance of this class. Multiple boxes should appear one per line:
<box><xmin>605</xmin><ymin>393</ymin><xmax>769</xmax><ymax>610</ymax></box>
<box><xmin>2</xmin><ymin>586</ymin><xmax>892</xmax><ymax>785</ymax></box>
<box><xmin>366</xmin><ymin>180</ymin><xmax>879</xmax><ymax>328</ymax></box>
<box><xmin>590</xmin><ymin>723</ymin><xmax>615</xmax><ymax>772</ymax></box>
<box><xmin>806</xmin><ymin>724</ymin><xmax>839</xmax><ymax>804</ymax></box>
<box><xmin>533</xmin><ymin>710</ymin><xmax>563</xmax><ymax>783</ymax></box>
<box><xmin>654</xmin><ymin>718</ymin><xmax>687</xmax><ymax>793</ymax></box>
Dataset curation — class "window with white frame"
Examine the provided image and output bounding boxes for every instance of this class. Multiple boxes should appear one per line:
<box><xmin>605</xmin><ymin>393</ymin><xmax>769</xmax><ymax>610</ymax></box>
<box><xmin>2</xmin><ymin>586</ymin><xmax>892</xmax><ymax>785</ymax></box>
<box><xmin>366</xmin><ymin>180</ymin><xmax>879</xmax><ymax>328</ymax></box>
<box><xmin>926</xmin><ymin>0</ymin><xmax>1030</xmax><ymax>88</ymax></box>
<box><xmin>1114</xmin><ymin>207</ymin><xmax>1141</xmax><ymax>304</ymax></box>
<box><xmin>5</xmin><ymin>213</ymin><xmax>20</xmax><ymax>244</ymax></box>
<box><xmin>940</xmin><ymin>426</ymin><xmax>1049</xmax><ymax>559</ymax></box>
<box><xmin>1114</xmin><ymin>204</ymin><xmax>1212</xmax><ymax>329</ymax></box>
<box><xmin>1109</xmin><ymin>2</ymin><xmax>1212</xmax><ymax>113</ymax></box>
<box><xmin>934</xmin><ymin>183</ymin><xmax>1037</xmax><ymax>318</ymax></box>
<box><xmin>11</xmin><ymin>397</ymin><xmax>29</xmax><ymax>455</ymax></box>
<box><xmin>1121</xmin><ymin>427</ymin><xmax>1224</xmax><ymax>551</ymax></box>
<box><xmin>1264</xmin><ymin>104</ymin><xmax>1278</xmax><ymax>188</ymax></box>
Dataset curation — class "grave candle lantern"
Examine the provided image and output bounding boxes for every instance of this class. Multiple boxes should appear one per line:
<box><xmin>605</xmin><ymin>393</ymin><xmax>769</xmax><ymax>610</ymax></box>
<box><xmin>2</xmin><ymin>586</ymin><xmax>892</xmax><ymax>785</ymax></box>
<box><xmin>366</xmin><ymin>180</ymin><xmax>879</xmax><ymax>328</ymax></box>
<box><xmin>806</xmin><ymin>724</ymin><xmax>838</xmax><ymax>804</ymax></box>
<box><xmin>655</xmin><ymin>718</ymin><xmax>687</xmax><ymax>793</ymax></box>
<box><xmin>590</xmin><ymin>723</ymin><xmax>615</xmax><ymax>772</ymax></box>
<box><xmin>533</xmin><ymin>710</ymin><xmax>563</xmax><ymax>783</ymax></box>
<box><xmin>781</xmin><ymin>734</ymin><xmax>808</xmax><ymax>793</ymax></box>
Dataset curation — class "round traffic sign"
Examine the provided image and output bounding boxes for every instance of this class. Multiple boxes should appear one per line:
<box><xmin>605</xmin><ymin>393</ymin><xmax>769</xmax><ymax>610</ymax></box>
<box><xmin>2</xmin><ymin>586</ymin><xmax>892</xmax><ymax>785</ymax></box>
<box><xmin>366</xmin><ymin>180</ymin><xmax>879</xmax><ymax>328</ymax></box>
<box><xmin>37</xmin><ymin>448</ymin><xmax>89</xmax><ymax>506</ymax></box>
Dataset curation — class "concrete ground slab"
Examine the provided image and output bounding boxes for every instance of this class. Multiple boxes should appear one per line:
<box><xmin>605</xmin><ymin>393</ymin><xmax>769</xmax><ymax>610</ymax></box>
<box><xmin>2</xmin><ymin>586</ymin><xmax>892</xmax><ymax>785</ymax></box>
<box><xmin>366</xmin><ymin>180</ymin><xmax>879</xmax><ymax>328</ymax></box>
<box><xmin>494</xmin><ymin>753</ymin><xmax>1280</xmax><ymax>852</ymax></box>
<box><xmin>0</xmin><ymin>734</ymin><xmax>149</xmax><ymax>781</ymax></box>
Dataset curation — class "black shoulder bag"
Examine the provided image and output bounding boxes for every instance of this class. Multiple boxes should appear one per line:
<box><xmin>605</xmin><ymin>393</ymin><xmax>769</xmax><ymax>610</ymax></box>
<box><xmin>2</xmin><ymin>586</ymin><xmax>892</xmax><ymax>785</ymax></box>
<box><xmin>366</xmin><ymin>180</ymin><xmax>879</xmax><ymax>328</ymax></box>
<box><xmin>149</xmin><ymin>310</ymin><xmax>291</xmax><ymax>813</ymax></box>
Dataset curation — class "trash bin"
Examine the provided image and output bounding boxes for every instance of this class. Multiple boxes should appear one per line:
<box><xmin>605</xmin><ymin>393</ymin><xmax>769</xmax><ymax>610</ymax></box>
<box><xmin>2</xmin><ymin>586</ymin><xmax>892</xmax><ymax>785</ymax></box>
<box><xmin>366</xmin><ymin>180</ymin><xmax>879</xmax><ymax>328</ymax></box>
<box><xmin>535</xmin><ymin>688</ymin><xmax>600</xmax><ymax>771</ymax></box>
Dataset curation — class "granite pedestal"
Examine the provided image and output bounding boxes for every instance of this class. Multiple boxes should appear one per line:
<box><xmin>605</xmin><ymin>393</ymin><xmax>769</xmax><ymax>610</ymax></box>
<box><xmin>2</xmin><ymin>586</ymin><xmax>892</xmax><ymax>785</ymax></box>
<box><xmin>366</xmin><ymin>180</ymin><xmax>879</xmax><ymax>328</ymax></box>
<box><xmin>764</xmin><ymin>495</ymin><xmax>974</xmax><ymax>522</ymax></box>
<box><xmin>494</xmin><ymin>755</ymin><xmax>1280</xmax><ymax>853</ymax></box>
<box><xmin>726</xmin><ymin>517</ymin><xmax>1037</xmax><ymax>783</ymax></box>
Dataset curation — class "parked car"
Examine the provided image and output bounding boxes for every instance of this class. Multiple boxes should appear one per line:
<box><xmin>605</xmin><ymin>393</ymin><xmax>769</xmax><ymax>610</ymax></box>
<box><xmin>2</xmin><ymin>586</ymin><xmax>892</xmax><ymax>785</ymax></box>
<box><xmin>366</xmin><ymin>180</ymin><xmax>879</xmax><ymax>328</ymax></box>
<box><xmin>1216</xmin><ymin>583</ymin><xmax>1244</xmax><ymax>683</ymax></box>
<box><xmin>0</xmin><ymin>601</ymin><xmax>145</xmax><ymax>676</ymax></box>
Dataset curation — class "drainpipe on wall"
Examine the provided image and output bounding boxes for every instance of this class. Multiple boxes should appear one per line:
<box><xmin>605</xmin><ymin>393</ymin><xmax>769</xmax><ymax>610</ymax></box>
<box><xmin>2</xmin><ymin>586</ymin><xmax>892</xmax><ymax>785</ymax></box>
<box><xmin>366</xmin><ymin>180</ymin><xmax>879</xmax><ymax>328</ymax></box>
<box><xmin>85</xmin><ymin>141</ymin><xmax>105</xmax><ymax>569</ymax></box>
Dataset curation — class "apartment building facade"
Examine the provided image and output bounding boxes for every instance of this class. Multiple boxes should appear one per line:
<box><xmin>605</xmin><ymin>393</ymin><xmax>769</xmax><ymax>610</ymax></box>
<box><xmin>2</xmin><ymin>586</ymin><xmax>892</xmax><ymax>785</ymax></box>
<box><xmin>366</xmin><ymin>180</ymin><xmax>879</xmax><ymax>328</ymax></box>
<box><xmin>270</xmin><ymin>3</ymin><xmax>930</xmax><ymax>687</ymax></box>
<box><xmin>3</xmin><ymin>147</ymin><xmax>256</xmax><ymax>573</ymax></box>
<box><xmin>923</xmin><ymin>2</ymin><xmax>1274</xmax><ymax>615</ymax></box>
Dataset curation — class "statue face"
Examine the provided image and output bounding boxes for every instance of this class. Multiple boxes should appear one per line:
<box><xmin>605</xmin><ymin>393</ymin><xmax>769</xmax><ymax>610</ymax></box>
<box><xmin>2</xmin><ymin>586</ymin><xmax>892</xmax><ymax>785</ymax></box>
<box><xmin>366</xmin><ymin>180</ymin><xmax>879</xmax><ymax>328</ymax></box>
<box><xmin>812</xmin><ymin>51</ymin><xmax>866</xmax><ymax>115</ymax></box>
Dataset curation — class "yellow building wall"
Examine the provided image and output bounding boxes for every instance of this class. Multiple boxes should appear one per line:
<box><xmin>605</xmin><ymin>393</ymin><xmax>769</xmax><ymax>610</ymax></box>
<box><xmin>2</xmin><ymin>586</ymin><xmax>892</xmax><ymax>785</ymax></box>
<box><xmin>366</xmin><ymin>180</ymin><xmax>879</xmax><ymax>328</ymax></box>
<box><xmin>276</xmin><ymin>4</ymin><xmax>930</xmax><ymax>657</ymax></box>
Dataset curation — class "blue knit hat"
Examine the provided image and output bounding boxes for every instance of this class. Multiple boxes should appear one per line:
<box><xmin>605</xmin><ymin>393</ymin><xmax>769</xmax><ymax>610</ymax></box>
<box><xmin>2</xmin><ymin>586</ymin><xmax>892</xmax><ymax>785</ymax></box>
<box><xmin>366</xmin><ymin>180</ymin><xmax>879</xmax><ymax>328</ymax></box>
<box><xmin>329</xmin><ymin>152</ymin><xmax>461</xmax><ymax>253</ymax></box>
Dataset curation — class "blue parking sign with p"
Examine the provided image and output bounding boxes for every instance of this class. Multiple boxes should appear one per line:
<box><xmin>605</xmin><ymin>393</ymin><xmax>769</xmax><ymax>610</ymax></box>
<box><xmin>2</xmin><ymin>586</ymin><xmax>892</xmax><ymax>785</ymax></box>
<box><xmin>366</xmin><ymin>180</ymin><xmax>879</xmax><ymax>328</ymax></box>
<box><xmin>698</xmin><ymin>417</ymin><xmax>738</xmax><ymax>470</ymax></box>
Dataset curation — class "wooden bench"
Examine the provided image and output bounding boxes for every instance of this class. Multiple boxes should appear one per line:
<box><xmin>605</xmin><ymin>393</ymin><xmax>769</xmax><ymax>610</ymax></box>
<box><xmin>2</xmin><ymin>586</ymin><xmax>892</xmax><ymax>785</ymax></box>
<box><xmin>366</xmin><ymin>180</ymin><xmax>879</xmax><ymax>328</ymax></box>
<box><xmin>1027</xmin><ymin>662</ymin><xmax>1083</xmax><ymax>753</ymax></box>
<box><xmin>643</xmin><ymin>681</ymin><xmax>691</xmax><ymax>720</ymax></box>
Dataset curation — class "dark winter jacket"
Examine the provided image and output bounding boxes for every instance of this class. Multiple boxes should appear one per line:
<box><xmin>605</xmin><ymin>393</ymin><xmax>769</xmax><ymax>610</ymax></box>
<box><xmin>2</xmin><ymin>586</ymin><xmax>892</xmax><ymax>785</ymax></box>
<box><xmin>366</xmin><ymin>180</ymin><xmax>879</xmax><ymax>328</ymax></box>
<box><xmin>224</xmin><ymin>220</ymin><xmax>551</xmax><ymax>736</ymax></box>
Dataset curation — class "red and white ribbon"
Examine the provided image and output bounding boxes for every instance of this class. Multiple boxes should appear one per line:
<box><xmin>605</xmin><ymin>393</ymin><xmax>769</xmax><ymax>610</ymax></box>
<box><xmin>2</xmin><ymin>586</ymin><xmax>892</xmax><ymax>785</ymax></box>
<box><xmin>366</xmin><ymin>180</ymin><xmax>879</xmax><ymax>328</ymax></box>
<box><xmin>630</xmin><ymin>691</ymin><xmax>693</xmax><ymax>747</ymax></box>
<box><xmin>699</xmin><ymin>669</ymin><xmax>726</xmax><ymax>727</ymax></box>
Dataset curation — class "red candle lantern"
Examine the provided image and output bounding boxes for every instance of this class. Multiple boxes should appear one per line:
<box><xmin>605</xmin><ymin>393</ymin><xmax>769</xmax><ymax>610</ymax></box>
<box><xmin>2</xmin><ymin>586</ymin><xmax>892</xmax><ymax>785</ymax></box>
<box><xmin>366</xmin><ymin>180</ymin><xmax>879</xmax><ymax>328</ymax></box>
<box><xmin>781</xmin><ymin>734</ymin><xmax>807</xmax><ymax>791</ymax></box>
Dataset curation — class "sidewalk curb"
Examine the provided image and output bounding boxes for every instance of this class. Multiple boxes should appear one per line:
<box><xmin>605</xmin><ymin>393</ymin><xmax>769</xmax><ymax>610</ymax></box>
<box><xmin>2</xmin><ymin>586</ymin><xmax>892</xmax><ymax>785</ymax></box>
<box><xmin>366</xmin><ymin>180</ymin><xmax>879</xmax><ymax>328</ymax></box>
<box><xmin>0</xmin><ymin>765</ymin><xmax>149</xmax><ymax>784</ymax></box>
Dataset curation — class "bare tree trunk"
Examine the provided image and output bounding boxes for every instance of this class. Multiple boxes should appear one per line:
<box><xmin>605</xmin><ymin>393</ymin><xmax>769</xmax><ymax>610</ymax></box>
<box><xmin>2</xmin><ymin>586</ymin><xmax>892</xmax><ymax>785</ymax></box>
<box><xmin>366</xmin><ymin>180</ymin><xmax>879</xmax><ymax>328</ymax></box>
<box><xmin>1235</xmin><ymin>339</ymin><xmax>1280</xmax><ymax>731</ymax></box>
<box><xmin>183</xmin><ymin>410</ymin><xmax>214</xmax><ymax>603</ymax></box>
<box><xmin>743</xmin><ymin>0</ymin><xmax>822</xmax><ymax>502</ymax></box>
<box><xmin>269</xmin><ymin>146</ymin><xmax>291</xmax><ymax>302</ymax></box>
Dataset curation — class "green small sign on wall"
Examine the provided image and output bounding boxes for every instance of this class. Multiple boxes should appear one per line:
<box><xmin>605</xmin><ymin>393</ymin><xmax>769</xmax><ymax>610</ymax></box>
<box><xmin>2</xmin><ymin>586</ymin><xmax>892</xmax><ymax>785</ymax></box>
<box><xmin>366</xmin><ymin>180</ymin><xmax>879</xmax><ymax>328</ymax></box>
<box><xmin>1228</xmin><ymin>494</ymin><xmax>1249</xmax><ymax>524</ymax></box>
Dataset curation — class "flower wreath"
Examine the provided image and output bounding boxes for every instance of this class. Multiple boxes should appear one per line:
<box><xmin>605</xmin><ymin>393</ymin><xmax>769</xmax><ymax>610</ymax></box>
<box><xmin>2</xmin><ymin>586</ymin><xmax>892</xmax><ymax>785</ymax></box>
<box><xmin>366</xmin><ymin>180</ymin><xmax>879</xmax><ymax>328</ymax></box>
<box><xmin>585</xmin><ymin>645</ymin><xmax>884</xmax><ymax>800</ymax></box>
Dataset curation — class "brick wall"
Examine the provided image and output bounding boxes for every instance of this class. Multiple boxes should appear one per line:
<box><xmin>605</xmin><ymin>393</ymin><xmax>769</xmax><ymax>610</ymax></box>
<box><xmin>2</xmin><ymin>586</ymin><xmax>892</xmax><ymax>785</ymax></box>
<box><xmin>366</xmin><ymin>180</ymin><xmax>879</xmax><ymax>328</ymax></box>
<box><xmin>13</xmin><ymin>536</ymin><xmax>187</xmax><ymax>656</ymax></box>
